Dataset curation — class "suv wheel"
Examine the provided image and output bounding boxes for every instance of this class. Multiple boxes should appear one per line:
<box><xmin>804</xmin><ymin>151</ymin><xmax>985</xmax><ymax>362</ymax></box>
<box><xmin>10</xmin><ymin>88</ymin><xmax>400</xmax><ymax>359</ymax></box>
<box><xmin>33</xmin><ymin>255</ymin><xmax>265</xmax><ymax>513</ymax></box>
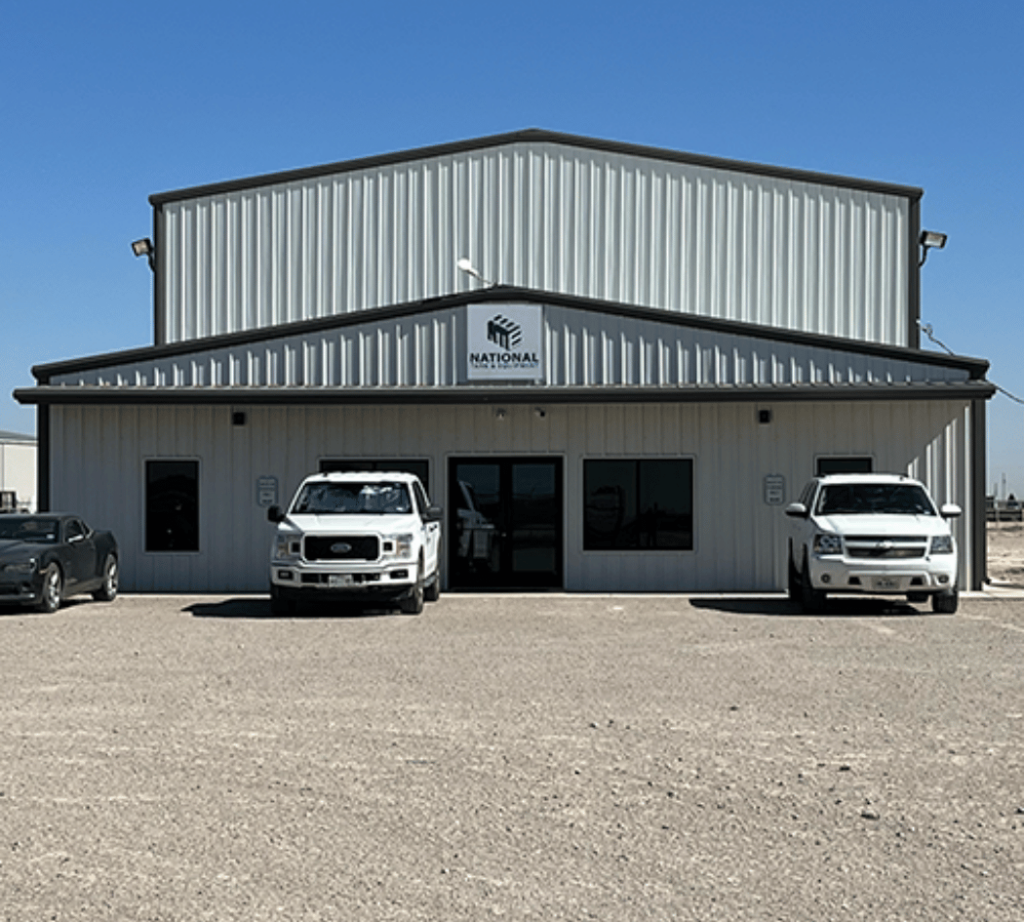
<box><xmin>787</xmin><ymin>547</ymin><xmax>801</xmax><ymax>604</ymax></box>
<box><xmin>799</xmin><ymin>553</ymin><xmax>827</xmax><ymax>614</ymax></box>
<box><xmin>931</xmin><ymin>587</ymin><xmax>959</xmax><ymax>614</ymax></box>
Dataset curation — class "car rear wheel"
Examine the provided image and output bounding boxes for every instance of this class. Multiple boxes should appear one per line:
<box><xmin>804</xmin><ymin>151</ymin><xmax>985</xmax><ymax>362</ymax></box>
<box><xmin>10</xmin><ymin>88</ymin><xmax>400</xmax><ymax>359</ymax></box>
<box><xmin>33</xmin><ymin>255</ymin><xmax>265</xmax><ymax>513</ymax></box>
<box><xmin>931</xmin><ymin>587</ymin><xmax>959</xmax><ymax>614</ymax></box>
<box><xmin>36</xmin><ymin>564</ymin><xmax>63</xmax><ymax>614</ymax></box>
<box><xmin>92</xmin><ymin>554</ymin><xmax>119</xmax><ymax>602</ymax></box>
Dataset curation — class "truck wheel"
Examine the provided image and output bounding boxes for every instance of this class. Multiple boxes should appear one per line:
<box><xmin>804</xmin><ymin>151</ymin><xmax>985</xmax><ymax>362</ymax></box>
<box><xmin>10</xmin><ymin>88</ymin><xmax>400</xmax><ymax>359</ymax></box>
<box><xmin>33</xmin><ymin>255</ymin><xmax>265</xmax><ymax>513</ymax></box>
<box><xmin>269</xmin><ymin>584</ymin><xmax>292</xmax><ymax>616</ymax></box>
<box><xmin>424</xmin><ymin>563</ymin><xmax>441</xmax><ymax>602</ymax></box>
<box><xmin>400</xmin><ymin>561</ymin><xmax>425</xmax><ymax>615</ymax></box>
<box><xmin>931</xmin><ymin>587</ymin><xmax>958</xmax><ymax>614</ymax></box>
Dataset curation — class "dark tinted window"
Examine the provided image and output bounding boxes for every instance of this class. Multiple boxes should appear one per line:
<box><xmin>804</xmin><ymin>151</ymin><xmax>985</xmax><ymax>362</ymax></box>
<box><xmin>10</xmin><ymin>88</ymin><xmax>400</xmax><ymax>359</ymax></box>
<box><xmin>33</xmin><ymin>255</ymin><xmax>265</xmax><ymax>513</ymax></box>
<box><xmin>584</xmin><ymin>459</ymin><xmax>693</xmax><ymax>550</ymax></box>
<box><xmin>320</xmin><ymin>459</ymin><xmax>430</xmax><ymax>493</ymax></box>
<box><xmin>816</xmin><ymin>457</ymin><xmax>873</xmax><ymax>476</ymax></box>
<box><xmin>146</xmin><ymin>460</ymin><xmax>199</xmax><ymax>552</ymax></box>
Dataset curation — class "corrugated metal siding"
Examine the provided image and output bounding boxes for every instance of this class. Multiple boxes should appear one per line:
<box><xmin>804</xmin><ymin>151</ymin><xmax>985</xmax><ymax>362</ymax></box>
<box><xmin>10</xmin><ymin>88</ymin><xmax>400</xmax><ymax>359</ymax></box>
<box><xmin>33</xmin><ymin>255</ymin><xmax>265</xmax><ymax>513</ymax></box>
<box><xmin>52</xmin><ymin>304</ymin><xmax>966</xmax><ymax>391</ymax></box>
<box><xmin>160</xmin><ymin>142</ymin><xmax>911</xmax><ymax>346</ymax></box>
<box><xmin>48</xmin><ymin>399</ymin><xmax>973</xmax><ymax>595</ymax></box>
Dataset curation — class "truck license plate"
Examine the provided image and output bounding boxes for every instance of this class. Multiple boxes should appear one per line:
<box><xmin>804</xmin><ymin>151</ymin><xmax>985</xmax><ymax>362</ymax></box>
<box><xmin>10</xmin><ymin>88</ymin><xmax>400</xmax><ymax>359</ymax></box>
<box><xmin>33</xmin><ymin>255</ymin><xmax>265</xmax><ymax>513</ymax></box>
<box><xmin>874</xmin><ymin>577</ymin><xmax>899</xmax><ymax>590</ymax></box>
<box><xmin>328</xmin><ymin>574</ymin><xmax>355</xmax><ymax>587</ymax></box>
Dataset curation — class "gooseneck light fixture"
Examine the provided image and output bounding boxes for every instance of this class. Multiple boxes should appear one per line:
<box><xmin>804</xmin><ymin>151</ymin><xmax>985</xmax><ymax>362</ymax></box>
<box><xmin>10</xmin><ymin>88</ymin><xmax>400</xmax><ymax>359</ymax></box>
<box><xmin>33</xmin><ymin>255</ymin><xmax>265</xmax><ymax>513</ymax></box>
<box><xmin>457</xmin><ymin>256</ymin><xmax>494</xmax><ymax>288</ymax></box>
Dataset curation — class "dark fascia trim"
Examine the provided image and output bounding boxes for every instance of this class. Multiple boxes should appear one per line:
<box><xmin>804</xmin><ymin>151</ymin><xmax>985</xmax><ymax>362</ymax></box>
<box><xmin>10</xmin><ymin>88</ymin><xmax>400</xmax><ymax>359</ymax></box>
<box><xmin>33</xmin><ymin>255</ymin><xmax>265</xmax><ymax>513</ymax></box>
<box><xmin>29</xmin><ymin>286</ymin><xmax>990</xmax><ymax>383</ymax></box>
<box><xmin>908</xmin><ymin>197</ymin><xmax>922</xmax><ymax>350</ymax></box>
<box><xmin>148</xmin><ymin>129</ymin><xmax>924</xmax><ymax>207</ymax></box>
<box><xmin>14</xmin><ymin>381</ymin><xmax>997</xmax><ymax>408</ymax></box>
<box><xmin>971</xmin><ymin>398</ymin><xmax>988</xmax><ymax>589</ymax></box>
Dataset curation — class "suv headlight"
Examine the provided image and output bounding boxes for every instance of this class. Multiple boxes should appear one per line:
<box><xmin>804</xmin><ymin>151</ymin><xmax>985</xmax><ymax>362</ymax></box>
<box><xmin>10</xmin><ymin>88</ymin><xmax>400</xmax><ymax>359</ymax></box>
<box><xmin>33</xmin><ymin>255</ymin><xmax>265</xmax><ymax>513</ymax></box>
<box><xmin>930</xmin><ymin>535</ymin><xmax>955</xmax><ymax>554</ymax></box>
<box><xmin>813</xmin><ymin>533</ymin><xmax>843</xmax><ymax>555</ymax></box>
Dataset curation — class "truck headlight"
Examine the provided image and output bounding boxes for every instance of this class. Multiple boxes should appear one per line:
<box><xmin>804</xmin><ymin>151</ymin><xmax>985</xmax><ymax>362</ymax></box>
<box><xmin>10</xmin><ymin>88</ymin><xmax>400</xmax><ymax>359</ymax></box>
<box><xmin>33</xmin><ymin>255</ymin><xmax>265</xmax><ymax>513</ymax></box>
<box><xmin>388</xmin><ymin>534</ymin><xmax>414</xmax><ymax>559</ymax></box>
<box><xmin>2</xmin><ymin>558</ymin><xmax>37</xmax><ymax>574</ymax></box>
<box><xmin>274</xmin><ymin>535</ymin><xmax>301</xmax><ymax>560</ymax></box>
<box><xmin>930</xmin><ymin>535</ymin><xmax>954</xmax><ymax>554</ymax></box>
<box><xmin>813</xmin><ymin>533</ymin><xmax>843</xmax><ymax>555</ymax></box>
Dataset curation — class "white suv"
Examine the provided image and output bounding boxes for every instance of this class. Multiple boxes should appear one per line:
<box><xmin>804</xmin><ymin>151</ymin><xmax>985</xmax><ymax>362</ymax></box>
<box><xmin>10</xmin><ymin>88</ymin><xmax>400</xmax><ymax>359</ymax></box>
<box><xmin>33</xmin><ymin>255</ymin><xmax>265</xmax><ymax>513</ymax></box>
<box><xmin>268</xmin><ymin>471</ymin><xmax>442</xmax><ymax>615</ymax></box>
<box><xmin>785</xmin><ymin>474</ymin><xmax>961</xmax><ymax>613</ymax></box>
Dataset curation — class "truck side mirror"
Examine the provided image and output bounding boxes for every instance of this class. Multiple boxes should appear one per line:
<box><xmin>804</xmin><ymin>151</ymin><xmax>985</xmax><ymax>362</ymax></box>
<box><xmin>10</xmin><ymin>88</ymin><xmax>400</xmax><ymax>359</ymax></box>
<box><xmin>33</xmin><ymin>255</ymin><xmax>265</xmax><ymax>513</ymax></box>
<box><xmin>785</xmin><ymin>502</ymin><xmax>808</xmax><ymax>519</ymax></box>
<box><xmin>940</xmin><ymin>503</ymin><xmax>962</xmax><ymax>519</ymax></box>
<box><xmin>424</xmin><ymin>505</ymin><xmax>443</xmax><ymax>523</ymax></box>
<box><xmin>267</xmin><ymin>505</ymin><xmax>284</xmax><ymax>523</ymax></box>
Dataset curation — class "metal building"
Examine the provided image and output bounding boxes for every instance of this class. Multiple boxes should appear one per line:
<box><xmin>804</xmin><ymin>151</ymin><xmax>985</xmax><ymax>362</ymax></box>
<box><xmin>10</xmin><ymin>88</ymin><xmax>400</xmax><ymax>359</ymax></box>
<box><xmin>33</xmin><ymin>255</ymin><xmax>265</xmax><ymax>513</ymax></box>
<box><xmin>15</xmin><ymin>130</ymin><xmax>994</xmax><ymax>593</ymax></box>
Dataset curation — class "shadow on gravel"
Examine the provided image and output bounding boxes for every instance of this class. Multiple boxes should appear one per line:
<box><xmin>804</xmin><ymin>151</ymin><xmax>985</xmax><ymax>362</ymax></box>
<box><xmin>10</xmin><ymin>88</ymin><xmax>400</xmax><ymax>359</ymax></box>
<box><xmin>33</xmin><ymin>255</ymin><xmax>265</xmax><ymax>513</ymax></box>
<box><xmin>185</xmin><ymin>597</ymin><xmax>400</xmax><ymax>620</ymax></box>
<box><xmin>690</xmin><ymin>596</ymin><xmax>928</xmax><ymax>617</ymax></box>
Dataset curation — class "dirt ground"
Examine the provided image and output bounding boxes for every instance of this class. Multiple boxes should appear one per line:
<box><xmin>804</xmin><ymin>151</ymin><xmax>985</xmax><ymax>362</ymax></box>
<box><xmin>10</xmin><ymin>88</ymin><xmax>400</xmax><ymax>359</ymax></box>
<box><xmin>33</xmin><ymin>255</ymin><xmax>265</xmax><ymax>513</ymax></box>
<box><xmin>986</xmin><ymin>521</ymin><xmax>1024</xmax><ymax>587</ymax></box>
<box><xmin>2</xmin><ymin>590</ymin><xmax>1024</xmax><ymax>922</ymax></box>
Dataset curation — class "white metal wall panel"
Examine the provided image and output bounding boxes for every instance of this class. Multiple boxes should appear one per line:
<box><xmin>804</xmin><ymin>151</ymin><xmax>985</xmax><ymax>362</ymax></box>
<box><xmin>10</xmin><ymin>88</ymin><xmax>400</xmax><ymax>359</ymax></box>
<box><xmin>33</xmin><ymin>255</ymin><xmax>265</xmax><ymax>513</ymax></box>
<box><xmin>48</xmin><ymin>399</ymin><xmax>973</xmax><ymax>595</ymax></box>
<box><xmin>53</xmin><ymin>304</ymin><xmax>966</xmax><ymax>392</ymax></box>
<box><xmin>160</xmin><ymin>142</ymin><xmax>911</xmax><ymax>346</ymax></box>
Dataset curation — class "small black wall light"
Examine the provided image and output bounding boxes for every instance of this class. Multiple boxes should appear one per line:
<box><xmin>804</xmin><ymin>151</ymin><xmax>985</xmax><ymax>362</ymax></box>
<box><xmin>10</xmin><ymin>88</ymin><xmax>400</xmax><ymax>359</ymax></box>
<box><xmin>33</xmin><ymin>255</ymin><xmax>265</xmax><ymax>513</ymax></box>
<box><xmin>232</xmin><ymin>411</ymin><xmax>247</xmax><ymax>427</ymax></box>
<box><xmin>919</xmin><ymin>230</ymin><xmax>947</xmax><ymax>267</ymax></box>
<box><xmin>131</xmin><ymin>237</ymin><xmax>155</xmax><ymax>271</ymax></box>
<box><xmin>758</xmin><ymin>409</ymin><xmax>772</xmax><ymax>425</ymax></box>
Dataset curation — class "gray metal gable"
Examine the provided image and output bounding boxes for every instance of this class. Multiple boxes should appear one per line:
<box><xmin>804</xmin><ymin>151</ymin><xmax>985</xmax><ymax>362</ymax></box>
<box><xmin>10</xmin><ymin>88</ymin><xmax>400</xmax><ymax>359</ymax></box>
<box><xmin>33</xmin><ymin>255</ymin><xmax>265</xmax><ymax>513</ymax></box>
<box><xmin>23</xmin><ymin>291</ymin><xmax>987</xmax><ymax>404</ymax></box>
<box><xmin>150</xmin><ymin>130</ymin><xmax>921</xmax><ymax>349</ymax></box>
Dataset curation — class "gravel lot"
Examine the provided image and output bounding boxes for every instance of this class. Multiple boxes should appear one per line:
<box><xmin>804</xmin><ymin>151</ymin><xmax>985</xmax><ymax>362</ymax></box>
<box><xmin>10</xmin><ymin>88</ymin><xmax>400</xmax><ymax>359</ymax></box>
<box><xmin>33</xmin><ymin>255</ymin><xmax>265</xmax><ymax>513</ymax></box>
<box><xmin>2</xmin><ymin>590</ymin><xmax>1023</xmax><ymax>922</ymax></box>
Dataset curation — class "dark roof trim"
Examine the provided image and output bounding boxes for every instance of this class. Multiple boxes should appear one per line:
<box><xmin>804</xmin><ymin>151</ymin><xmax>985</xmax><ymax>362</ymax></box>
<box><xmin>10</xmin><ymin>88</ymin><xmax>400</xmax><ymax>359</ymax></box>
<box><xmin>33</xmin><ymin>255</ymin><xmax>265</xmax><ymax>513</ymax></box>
<box><xmin>30</xmin><ymin>286</ymin><xmax>989</xmax><ymax>384</ymax></box>
<box><xmin>15</xmin><ymin>382</ymin><xmax>996</xmax><ymax>408</ymax></box>
<box><xmin>149</xmin><ymin>129</ymin><xmax>924</xmax><ymax>207</ymax></box>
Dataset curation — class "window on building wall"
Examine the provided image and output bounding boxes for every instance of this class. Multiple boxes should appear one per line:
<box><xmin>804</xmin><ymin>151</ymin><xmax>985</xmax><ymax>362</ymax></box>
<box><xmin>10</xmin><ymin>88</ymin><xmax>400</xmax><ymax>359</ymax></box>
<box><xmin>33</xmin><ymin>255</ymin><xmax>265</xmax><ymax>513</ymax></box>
<box><xmin>319</xmin><ymin>459</ymin><xmax>430</xmax><ymax>492</ymax></box>
<box><xmin>146</xmin><ymin>460</ymin><xmax>199</xmax><ymax>552</ymax></box>
<box><xmin>584</xmin><ymin>459</ymin><xmax>693</xmax><ymax>551</ymax></box>
<box><xmin>816</xmin><ymin>457</ymin><xmax>873</xmax><ymax>476</ymax></box>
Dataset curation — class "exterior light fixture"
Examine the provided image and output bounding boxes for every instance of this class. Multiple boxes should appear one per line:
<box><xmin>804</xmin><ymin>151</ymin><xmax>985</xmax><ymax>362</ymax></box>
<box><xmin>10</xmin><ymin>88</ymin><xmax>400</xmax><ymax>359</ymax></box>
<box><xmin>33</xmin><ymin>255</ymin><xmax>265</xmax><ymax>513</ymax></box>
<box><xmin>457</xmin><ymin>256</ymin><xmax>494</xmax><ymax>287</ymax></box>
<box><xmin>919</xmin><ymin>230</ymin><xmax>947</xmax><ymax>267</ymax></box>
<box><xmin>131</xmin><ymin>237</ymin><xmax>155</xmax><ymax>271</ymax></box>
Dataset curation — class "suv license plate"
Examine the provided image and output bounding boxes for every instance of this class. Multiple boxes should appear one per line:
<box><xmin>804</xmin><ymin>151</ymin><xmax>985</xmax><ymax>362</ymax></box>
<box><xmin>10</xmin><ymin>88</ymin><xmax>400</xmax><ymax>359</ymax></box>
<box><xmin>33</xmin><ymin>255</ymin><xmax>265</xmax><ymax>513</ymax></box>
<box><xmin>328</xmin><ymin>574</ymin><xmax>355</xmax><ymax>587</ymax></box>
<box><xmin>874</xmin><ymin>577</ymin><xmax>899</xmax><ymax>590</ymax></box>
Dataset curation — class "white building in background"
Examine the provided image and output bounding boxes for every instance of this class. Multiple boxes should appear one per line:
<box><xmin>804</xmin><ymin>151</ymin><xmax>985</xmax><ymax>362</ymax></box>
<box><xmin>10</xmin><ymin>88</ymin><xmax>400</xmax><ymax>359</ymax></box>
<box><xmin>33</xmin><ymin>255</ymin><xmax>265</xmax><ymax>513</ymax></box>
<box><xmin>14</xmin><ymin>130</ymin><xmax>994</xmax><ymax>593</ymax></box>
<box><xmin>0</xmin><ymin>430</ymin><xmax>36</xmax><ymax>512</ymax></box>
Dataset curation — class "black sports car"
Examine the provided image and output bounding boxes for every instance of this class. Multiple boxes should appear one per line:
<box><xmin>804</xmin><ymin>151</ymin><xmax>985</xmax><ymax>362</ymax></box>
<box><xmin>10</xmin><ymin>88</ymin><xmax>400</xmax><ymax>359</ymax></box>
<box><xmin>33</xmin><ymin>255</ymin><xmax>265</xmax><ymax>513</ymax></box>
<box><xmin>0</xmin><ymin>514</ymin><xmax>118</xmax><ymax>613</ymax></box>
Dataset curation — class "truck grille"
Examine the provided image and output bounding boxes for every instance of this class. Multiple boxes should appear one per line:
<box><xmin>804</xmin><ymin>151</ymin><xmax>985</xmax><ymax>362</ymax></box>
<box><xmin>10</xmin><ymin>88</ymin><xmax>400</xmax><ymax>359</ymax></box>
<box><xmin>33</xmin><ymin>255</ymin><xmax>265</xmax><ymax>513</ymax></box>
<box><xmin>304</xmin><ymin>535</ymin><xmax>379</xmax><ymax>561</ymax></box>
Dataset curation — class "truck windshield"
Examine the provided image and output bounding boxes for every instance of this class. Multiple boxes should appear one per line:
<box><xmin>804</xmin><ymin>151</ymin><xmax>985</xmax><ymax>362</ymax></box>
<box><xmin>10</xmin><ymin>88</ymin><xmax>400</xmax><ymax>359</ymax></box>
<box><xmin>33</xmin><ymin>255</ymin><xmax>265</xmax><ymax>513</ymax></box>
<box><xmin>291</xmin><ymin>482</ymin><xmax>412</xmax><ymax>515</ymax></box>
<box><xmin>816</xmin><ymin>483</ymin><xmax>936</xmax><ymax>516</ymax></box>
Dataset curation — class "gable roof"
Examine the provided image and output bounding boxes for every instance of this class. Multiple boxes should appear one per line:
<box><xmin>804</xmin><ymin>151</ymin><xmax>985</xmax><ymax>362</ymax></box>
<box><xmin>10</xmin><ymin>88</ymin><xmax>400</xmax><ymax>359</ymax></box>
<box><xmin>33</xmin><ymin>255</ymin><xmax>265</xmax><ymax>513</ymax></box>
<box><xmin>150</xmin><ymin>129</ymin><xmax>923</xmax><ymax>207</ymax></box>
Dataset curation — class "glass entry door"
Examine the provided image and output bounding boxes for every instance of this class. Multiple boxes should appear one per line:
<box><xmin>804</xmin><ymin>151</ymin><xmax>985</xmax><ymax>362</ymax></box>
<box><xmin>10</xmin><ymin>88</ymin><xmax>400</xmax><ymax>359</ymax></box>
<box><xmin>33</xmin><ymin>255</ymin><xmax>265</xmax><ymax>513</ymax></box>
<box><xmin>448</xmin><ymin>458</ymin><xmax>563</xmax><ymax>589</ymax></box>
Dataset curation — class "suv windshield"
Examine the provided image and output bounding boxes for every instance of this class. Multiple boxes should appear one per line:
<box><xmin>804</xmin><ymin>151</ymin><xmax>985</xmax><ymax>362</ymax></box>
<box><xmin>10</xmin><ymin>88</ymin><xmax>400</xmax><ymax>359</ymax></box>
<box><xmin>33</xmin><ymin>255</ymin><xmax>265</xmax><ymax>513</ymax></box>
<box><xmin>816</xmin><ymin>483</ymin><xmax>936</xmax><ymax>517</ymax></box>
<box><xmin>291</xmin><ymin>482</ymin><xmax>412</xmax><ymax>515</ymax></box>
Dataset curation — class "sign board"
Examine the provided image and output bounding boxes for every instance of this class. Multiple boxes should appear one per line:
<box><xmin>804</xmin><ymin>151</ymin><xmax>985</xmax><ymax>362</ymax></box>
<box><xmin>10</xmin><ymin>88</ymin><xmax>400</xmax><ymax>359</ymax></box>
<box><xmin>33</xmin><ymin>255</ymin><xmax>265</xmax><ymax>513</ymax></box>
<box><xmin>256</xmin><ymin>475</ymin><xmax>279</xmax><ymax>508</ymax></box>
<box><xmin>466</xmin><ymin>304</ymin><xmax>543</xmax><ymax>381</ymax></box>
<box><xmin>764</xmin><ymin>474</ymin><xmax>786</xmax><ymax>506</ymax></box>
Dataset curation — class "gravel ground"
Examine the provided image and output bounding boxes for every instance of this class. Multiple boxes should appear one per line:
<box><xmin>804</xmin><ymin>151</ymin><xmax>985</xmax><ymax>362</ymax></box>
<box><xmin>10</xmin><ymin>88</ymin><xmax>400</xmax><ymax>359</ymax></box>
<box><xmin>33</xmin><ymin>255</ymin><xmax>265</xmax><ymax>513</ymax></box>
<box><xmin>2</xmin><ymin>591</ymin><xmax>1023</xmax><ymax>922</ymax></box>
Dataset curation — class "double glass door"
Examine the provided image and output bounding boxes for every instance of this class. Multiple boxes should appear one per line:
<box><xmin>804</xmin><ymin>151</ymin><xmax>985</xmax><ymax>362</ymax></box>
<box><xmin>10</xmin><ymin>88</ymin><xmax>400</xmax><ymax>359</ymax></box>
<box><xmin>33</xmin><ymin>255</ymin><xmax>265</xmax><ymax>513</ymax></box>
<box><xmin>448</xmin><ymin>458</ymin><xmax>562</xmax><ymax>589</ymax></box>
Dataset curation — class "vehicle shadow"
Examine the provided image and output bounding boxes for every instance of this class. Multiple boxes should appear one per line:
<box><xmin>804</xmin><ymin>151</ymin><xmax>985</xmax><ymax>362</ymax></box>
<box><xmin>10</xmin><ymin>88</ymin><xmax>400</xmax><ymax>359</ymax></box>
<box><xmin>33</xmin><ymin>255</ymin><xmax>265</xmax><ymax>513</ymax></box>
<box><xmin>689</xmin><ymin>595</ymin><xmax>929</xmax><ymax>617</ymax></box>
<box><xmin>185</xmin><ymin>597</ymin><xmax>402</xmax><ymax>620</ymax></box>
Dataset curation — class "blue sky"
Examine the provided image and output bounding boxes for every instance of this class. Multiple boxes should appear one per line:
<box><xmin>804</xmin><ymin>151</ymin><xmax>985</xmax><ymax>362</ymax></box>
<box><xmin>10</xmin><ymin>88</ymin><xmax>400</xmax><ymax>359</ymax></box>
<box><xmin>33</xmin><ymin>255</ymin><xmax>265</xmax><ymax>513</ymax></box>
<box><xmin>2</xmin><ymin>1</ymin><xmax>1021</xmax><ymax>494</ymax></box>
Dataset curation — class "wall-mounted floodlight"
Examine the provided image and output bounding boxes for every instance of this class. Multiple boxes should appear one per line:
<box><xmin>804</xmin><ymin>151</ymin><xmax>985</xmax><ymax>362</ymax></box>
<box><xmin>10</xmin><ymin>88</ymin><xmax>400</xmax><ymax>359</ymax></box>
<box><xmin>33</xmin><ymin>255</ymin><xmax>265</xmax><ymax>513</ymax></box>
<box><xmin>131</xmin><ymin>237</ymin><xmax>155</xmax><ymax>271</ymax></box>
<box><xmin>919</xmin><ymin>230</ymin><xmax>947</xmax><ymax>267</ymax></box>
<box><xmin>457</xmin><ymin>256</ymin><xmax>494</xmax><ymax>287</ymax></box>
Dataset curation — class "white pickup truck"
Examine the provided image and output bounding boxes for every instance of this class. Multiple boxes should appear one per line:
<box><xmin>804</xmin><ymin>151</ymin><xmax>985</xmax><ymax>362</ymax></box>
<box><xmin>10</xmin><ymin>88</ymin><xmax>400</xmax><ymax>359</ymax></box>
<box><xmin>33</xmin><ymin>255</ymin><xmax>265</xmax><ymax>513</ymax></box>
<box><xmin>267</xmin><ymin>471</ymin><xmax>442</xmax><ymax>614</ymax></box>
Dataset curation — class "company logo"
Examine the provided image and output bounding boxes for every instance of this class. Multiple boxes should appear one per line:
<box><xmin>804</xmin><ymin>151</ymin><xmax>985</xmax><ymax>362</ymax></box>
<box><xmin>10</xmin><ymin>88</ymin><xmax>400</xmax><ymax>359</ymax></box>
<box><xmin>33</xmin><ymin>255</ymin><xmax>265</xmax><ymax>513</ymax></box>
<box><xmin>331</xmin><ymin>542</ymin><xmax>352</xmax><ymax>554</ymax></box>
<box><xmin>486</xmin><ymin>315</ymin><xmax>522</xmax><ymax>350</ymax></box>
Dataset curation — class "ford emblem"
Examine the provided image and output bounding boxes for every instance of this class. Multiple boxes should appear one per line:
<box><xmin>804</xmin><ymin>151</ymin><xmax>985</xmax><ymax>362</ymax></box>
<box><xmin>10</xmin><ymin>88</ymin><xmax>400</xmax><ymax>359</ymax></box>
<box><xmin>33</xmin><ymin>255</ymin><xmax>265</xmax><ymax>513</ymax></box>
<box><xmin>331</xmin><ymin>542</ymin><xmax>352</xmax><ymax>553</ymax></box>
